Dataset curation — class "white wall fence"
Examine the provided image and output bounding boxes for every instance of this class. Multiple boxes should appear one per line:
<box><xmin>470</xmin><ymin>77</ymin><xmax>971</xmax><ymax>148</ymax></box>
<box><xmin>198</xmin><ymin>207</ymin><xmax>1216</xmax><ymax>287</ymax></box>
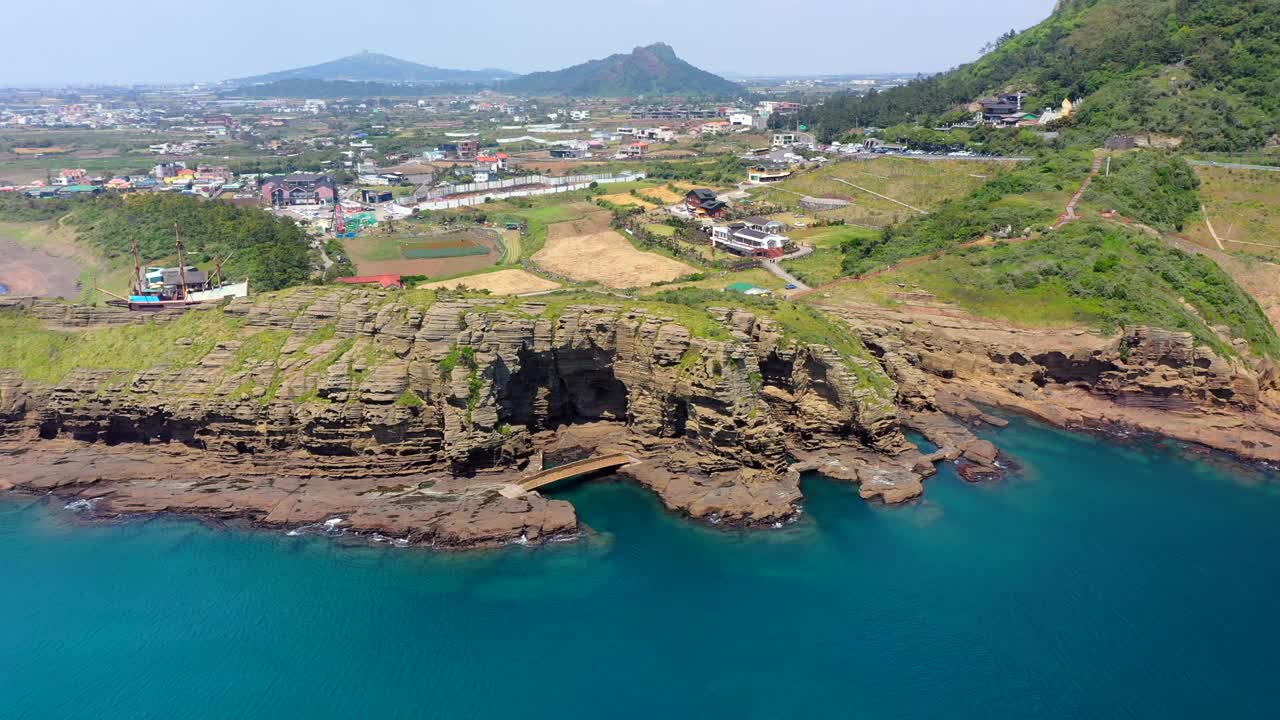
<box><xmin>410</xmin><ymin>173</ymin><xmax>646</xmax><ymax>210</ymax></box>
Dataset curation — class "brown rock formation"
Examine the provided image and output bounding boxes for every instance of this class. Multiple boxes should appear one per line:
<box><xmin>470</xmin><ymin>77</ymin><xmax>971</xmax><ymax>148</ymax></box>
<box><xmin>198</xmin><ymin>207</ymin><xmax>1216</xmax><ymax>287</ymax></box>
<box><xmin>823</xmin><ymin>301</ymin><xmax>1280</xmax><ymax>465</ymax></box>
<box><xmin>1</xmin><ymin>290</ymin><xmax>951</xmax><ymax>547</ymax></box>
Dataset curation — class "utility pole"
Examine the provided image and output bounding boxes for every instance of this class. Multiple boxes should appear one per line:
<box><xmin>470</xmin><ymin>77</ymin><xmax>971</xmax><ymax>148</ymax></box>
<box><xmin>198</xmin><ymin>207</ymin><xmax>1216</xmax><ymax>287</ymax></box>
<box><xmin>1105</xmin><ymin>156</ymin><xmax>1111</xmax><ymax>176</ymax></box>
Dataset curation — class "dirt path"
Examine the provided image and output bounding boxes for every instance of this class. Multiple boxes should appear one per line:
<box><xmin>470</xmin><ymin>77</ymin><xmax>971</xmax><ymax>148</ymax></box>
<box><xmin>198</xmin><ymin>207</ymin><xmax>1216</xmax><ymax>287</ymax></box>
<box><xmin>0</xmin><ymin>234</ymin><xmax>82</xmax><ymax>299</ymax></box>
<box><xmin>829</xmin><ymin>177</ymin><xmax>929</xmax><ymax>215</ymax></box>
<box><xmin>1057</xmin><ymin>154</ymin><xmax>1104</xmax><ymax>227</ymax></box>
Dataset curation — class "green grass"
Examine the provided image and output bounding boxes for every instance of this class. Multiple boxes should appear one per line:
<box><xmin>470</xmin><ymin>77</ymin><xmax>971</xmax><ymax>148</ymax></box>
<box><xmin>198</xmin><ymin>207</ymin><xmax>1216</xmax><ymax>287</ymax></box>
<box><xmin>1181</xmin><ymin>165</ymin><xmax>1280</xmax><ymax>259</ymax></box>
<box><xmin>643</xmin><ymin>223</ymin><xmax>677</xmax><ymax>237</ymax></box>
<box><xmin>877</xmin><ymin>220</ymin><xmax>1280</xmax><ymax>358</ymax></box>
<box><xmin>230</xmin><ymin>330</ymin><xmax>291</xmax><ymax>372</ymax></box>
<box><xmin>0</xmin><ymin>308</ymin><xmax>243</xmax><ymax>385</ymax></box>
<box><xmin>783</xmin><ymin>249</ymin><xmax>846</xmax><ymax>287</ymax></box>
<box><xmin>784</xmin><ymin>225</ymin><xmax>883</xmax><ymax>286</ymax></box>
<box><xmin>354</xmin><ymin>236</ymin><xmax>403</xmax><ymax>262</ymax></box>
<box><xmin>395</xmin><ymin>389</ymin><xmax>425</xmax><ymax>407</ymax></box>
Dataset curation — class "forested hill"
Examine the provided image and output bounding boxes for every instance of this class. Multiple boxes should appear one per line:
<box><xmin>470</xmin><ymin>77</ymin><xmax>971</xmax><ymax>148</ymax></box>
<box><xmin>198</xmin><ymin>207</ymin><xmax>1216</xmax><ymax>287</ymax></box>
<box><xmin>500</xmin><ymin>44</ymin><xmax>742</xmax><ymax>97</ymax></box>
<box><xmin>233</xmin><ymin>52</ymin><xmax>514</xmax><ymax>86</ymax></box>
<box><xmin>804</xmin><ymin>0</ymin><xmax>1280</xmax><ymax>150</ymax></box>
<box><xmin>68</xmin><ymin>195</ymin><xmax>313</xmax><ymax>292</ymax></box>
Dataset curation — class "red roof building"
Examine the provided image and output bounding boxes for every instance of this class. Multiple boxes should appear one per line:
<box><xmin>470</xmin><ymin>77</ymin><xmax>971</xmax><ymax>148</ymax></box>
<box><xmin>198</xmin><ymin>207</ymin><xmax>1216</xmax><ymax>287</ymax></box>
<box><xmin>335</xmin><ymin>274</ymin><xmax>403</xmax><ymax>289</ymax></box>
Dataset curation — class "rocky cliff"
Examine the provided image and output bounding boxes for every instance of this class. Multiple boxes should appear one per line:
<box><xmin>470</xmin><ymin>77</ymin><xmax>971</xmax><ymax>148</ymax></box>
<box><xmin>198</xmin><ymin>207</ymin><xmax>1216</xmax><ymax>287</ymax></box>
<box><xmin>824</xmin><ymin>301</ymin><xmax>1280</xmax><ymax>465</ymax></box>
<box><xmin>0</xmin><ymin>289</ymin><xmax>992</xmax><ymax>547</ymax></box>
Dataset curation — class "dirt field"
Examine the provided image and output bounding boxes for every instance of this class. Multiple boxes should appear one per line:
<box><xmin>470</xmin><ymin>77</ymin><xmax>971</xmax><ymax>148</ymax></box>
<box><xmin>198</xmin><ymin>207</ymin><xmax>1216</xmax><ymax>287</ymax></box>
<box><xmin>598</xmin><ymin>192</ymin><xmax>656</xmax><ymax>209</ymax></box>
<box><xmin>533</xmin><ymin>211</ymin><xmax>696</xmax><ymax>288</ymax></box>
<box><xmin>345</xmin><ymin>229</ymin><xmax>501</xmax><ymax>278</ymax></box>
<box><xmin>0</xmin><ymin>234</ymin><xmax>82</xmax><ymax>298</ymax></box>
<box><xmin>642</xmin><ymin>183</ymin><xmax>699</xmax><ymax>204</ymax></box>
<box><xmin>418</xmin><ymin>269</ymin><xmax>560</xmax><ymax>295</ymax></box>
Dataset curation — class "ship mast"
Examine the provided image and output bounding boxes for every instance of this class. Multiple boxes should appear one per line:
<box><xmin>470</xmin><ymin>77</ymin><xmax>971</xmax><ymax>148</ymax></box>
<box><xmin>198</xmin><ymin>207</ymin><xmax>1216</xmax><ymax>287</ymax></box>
<box><xmin>130</xmin><ymin>234</ymin><xmax>143</xmax><ymax>295</ymax></box>
<box><xmin>174</xmin><ymin>222</ymin><xmax>189</xmax><ymax>301</ymax></box>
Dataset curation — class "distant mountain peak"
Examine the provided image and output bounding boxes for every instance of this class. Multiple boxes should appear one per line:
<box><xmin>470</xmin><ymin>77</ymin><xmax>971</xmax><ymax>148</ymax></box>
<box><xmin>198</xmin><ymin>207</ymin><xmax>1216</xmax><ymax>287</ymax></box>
<box><xmin>231</xmin><ymin>52</ymin><xmax>514</xmax><ymax>86</ymax></box>
<box><xmin>501</xmin><ymin>43</ymin><xmax>741</xmax><ymax>97</ymax></box>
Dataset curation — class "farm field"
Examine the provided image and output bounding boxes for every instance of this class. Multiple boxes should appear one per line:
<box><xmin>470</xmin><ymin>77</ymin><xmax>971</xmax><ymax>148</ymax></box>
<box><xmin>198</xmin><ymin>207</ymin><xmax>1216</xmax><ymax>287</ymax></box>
<box><xmin>345</xmin><ymin>227</ymin><xmax>500</xmax><ymax>278</ymax></box>
<box><xmin>533</xmin><ymin>211</ymin><xmax>696</xmax><ymax>288</ymax></box>
<box><xmin>418</xmin><ymin>268</ymin><xmax>560</xmax><ymax>295</ymax></box>
<box><xmin>1181</xmin><ymin>166</ymin><xmax>1280</xmax><ymax>260</ymax></box>
<box><xmin>598</xmin><ymin>193</ymin><xmax>656</xmax><ymax>209</ymax></box>
<box><xmin>751</xmin><ymin>157</ymin><xmax>1012</xmax><ymax>228</ymax></box>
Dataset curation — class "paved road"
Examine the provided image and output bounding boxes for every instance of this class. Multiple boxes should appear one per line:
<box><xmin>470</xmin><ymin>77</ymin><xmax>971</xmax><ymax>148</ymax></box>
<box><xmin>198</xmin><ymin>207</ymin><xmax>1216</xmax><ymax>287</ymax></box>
<box><xmin>761</xmin><ymin>252</ymin><xmax>810</xmax><ymax>292</ymax></box>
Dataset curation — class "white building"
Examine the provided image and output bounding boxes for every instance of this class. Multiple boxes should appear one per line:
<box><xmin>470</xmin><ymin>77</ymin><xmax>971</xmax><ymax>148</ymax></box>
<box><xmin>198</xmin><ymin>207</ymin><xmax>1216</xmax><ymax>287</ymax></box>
<box><xmin>711</xmin><ymin>223</ymin><xmax>788</xmax><ymax>257</ymax></box>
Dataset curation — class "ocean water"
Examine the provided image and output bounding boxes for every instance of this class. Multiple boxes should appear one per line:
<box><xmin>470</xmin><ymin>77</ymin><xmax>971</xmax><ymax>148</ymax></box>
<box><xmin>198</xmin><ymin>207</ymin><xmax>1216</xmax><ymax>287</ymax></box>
<box><xmin>3</xmin><ymin>416</ymin><xmax>1280</xmax><ymax>719</ymax></box>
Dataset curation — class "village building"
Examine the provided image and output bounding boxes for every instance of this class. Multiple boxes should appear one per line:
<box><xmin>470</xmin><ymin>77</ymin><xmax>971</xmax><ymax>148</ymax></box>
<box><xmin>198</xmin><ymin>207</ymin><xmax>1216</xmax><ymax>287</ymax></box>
<box><xmin>473</xmin><ymin>154</ymin><xmax>508</xmax><ymax>173</ymax></box>
<box><xmin>742</xmin><ymin>216</ymin><xmax>786</xmax><ymax>234</ymax></box>
<box><xmin>260</xmin><ymin>173</ymin><xmax>337</xmax><ymax>207</ymax></box>
<box><xmin>685</xmin><ymin>189</ymin><xmax>728</xmax><ymax>219</ymax></box>
<box><xmin>638</xmin><ymin>127</ymin><xmax>675</xmax><ymax>142</ymax></box>
<box><xmin>620</xmin><ymin>141</ymin><xmax>651</xmax><ymax>158</ymax></box>
<box><xmin>153</xmin><ymin>161</ymin><xmax>186</xmax><ymax>180</ymax></box>
<box><xmin>710</xmin><ymin>223</ymin><xmax>787</xmax><ymax>258</ymax></box>
<box><xmin>195</xmin><ymin>165</ymin><xmax>235</xmax><ymax>182</ymax></box>
<box><xmin>53</xmin><ymin>169</ymin><xmax>87</xmax><ymax>186</ymax></box>
<box><xmin>439</xmin><ymin>139</ymin><xmax>479</xmax><ymax>160</ymax></box>
<box><xmin>747</xmin><ymin>166</ymin><xmax>792</xmax><ymax>184</ymax></box>
<box><xmin>980</xmin><ymin>93</ymin><xmax>1026</xmax><ymax>126</ymax></box>
<box><xmin>360</xmin><ymin>189</ymin><xmax>394</xmax><ymax>204</ymax></box>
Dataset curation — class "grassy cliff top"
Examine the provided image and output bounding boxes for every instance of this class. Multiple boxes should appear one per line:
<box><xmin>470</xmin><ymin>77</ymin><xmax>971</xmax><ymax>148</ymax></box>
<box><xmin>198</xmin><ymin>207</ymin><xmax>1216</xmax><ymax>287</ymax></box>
<box><xmin>0</xmin><ymin>285</ymin><xmax>894</xmax><ymax>398</ymax></box>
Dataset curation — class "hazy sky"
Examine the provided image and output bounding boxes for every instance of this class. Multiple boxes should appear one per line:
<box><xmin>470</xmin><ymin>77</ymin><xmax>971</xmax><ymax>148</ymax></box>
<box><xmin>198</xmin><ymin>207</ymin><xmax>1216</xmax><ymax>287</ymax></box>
<box><xmin>1</xmin><ymin>0</ymin><xmax>1056</xmax><ymax>86</ymax></box>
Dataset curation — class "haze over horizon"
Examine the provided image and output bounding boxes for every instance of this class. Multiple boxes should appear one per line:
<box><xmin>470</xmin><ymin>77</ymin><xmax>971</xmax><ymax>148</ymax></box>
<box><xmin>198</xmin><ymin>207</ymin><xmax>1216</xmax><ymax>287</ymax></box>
<box><xmin>1</xmin><ymin>0</ymin><xmax>1055</xmax><ymax>87</ymax></box>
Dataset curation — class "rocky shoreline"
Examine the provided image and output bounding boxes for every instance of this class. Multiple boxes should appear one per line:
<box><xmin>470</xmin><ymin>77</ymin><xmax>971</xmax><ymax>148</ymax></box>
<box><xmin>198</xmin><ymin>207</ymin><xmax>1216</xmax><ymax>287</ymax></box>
<box><xmin>6</xmin><ymin>287</ymin><xmax>1273</xmax><ymax>550</ymax></box>
<box><xmin>0</xmin><ymin>291</ymin><xmax>1006</xmax><ymax>548</ymax></box>
<box><xmin>824</xmin><ymin>300</ymin><xmax>1280</xmax><ymax>468</ymax></box>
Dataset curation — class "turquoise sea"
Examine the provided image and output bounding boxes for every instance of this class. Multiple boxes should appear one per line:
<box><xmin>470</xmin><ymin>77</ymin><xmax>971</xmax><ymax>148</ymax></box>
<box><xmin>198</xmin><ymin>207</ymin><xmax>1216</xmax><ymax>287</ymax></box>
<box><xmin>4</xmin><ymin>416</ymin><xmax>1280</xmax><ymax>719</ymax></box>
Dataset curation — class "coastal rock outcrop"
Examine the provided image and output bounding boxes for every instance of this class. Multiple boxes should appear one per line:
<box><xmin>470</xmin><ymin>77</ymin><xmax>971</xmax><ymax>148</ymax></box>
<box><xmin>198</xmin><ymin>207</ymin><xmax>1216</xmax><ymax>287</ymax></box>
<box><xmin>825</xmin><ymin>301</ymin><xmax>1280</xmax><ymax>464</ymax></box>
<box><xmin>0</xmin><ymin>289</ymin><xmax>950</xmax><ymax>547</ymax></box>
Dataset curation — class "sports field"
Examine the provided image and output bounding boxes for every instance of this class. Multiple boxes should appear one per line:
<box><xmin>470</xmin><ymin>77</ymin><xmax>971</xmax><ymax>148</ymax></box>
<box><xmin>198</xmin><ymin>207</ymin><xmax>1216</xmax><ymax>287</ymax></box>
<box><xmin>346</xmin><ymin>228</ymin><xmax>500</xmax><ymax>277</ymax></box>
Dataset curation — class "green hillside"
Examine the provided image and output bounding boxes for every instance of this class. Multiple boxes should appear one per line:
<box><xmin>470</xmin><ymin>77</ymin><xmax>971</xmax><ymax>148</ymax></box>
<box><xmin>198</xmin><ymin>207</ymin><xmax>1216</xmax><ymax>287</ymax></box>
<box><xmin>501</xmin><ymin>43</ymin><xmax>742</xmax><ymax>98</ymax></box>
<box><xmin>233</xmin><ymin>51</ymin><xmax>513</xmax><ymax>86</ymax></box>
<box><xmin>804</xmin><ymin>0</ymin><xmax>1280</xmax><ymax>150</ymax></box>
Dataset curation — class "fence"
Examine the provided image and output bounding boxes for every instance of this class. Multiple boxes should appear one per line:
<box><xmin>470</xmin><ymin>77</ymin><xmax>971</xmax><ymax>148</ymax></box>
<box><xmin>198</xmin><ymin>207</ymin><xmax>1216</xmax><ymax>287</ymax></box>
<box><xmin>411</xmin><ymin>173</ymin><xmax>647</xmax><ymax>211</ymax></box>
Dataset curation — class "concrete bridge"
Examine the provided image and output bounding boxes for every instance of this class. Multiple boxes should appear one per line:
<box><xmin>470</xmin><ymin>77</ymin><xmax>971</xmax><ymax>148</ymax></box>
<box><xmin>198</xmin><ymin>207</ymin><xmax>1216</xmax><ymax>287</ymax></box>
<box><xmin>519</xmin><ymin>454</ymin><xmax>636</xmax><ymax>492</ymax></box>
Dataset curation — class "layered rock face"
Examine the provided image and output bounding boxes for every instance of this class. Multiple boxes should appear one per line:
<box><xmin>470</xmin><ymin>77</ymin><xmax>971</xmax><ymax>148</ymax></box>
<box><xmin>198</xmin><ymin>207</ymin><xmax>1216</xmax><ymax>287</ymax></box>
<box><xmin>2</xmin><ymin>290</ymin><xmax>971</xmax><ymax>545</ymax></box>
<box><xmin>827</xmin><ymin>303</ymin><xmax>1280</xmax><ymax>464</ymax></box>
<box><xmin>5</xmin><ymin>291</ymin><xmax>907</xmax><ymax>470</ymax></box>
